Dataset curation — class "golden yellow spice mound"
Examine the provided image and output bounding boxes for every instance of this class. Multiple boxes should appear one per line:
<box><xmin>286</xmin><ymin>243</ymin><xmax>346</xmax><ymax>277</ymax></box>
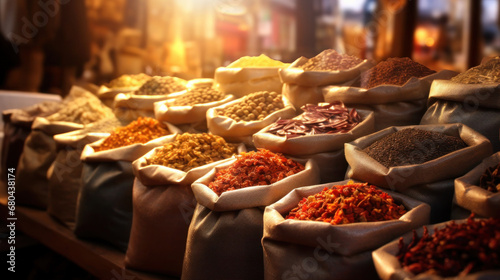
<box><xmin>146</xmin><ymin>133</ymin><xmax>237</xmax><ymax>171</ymax></box>
<box><xmin>218</xmin><ymin>91</ymin><xmax>284</xmax><ymax>122</ymax></box>
<box><xmin>227</xmin><ymin>54</ymin><xmax>289</xmax><ymax>68</ymax></box>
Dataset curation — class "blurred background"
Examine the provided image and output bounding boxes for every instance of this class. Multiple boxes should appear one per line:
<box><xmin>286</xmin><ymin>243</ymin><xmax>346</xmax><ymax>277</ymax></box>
<box><xmin>0</xmin><ymin>0</ymin><xmax>498</xmax><ymax>96</ymax></box>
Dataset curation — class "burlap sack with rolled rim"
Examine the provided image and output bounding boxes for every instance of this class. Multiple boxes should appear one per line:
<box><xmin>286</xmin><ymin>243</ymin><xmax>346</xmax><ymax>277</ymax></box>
<box><xmin>207</xmin><ymin>96</ymin><xmax>296</xmax><ymax>146</ymax></box>
<box><xmin>372</xmin><ymin>218</ymin><xmax>500</xmax><ymax>280</ymax></box>
<box><xmin>181</xmin><ymin>158</ymin><xmax>321</xmax><ymax>280</ymax></box>
<box><xmin>16</xmin><ymin>117</ymin><xmax>83</xmax><ymax>209</ymax></box>
<box><xmin>214</xmin><ymin>66</ymin><xmax>286</xmax><ymax>98</ymax></box>
<box><xmin>421</xmin><ymin>80</ymin><xmax>500</xmax><ymax>152</ymax></box>
<box><xmin>453</xmin><ymin>151</ymin><xmax>500</xmax><ymax>219</ymax></box>
<box><xmin>97</xmin><ymin>85</ymin><xmax>139</xmax><ymax>108</ymax></box>
<box><xmin>113</xmin><ymin>90</ymin><xmax>184</xmax><ymax>122</ymax></box>
<box><xmin>324</xmin><ymin>70</ymin><xmax>457</xmax><ymax>131</ymax></box>
<box><xmin>75</xmin><ymin>125</ymin><xmax>180</xmax><ymax>252</ymax></box>
<box><xmin>280</xmin><ymin>57</ymin><xmax>373</xmax><ymax>111</ymax></box>
<box><xmin>345</xmin><ymin>123</ymin><xmax>493</xmax><ymax>223</ymax></box>
<box><xmin>262</xmin><ymin>180</ymin><xmax>431</xmax><ymax>280</ymax></box>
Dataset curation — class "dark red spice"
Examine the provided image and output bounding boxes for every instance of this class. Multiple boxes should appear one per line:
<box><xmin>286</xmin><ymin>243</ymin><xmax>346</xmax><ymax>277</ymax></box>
<box><xmin>397</xmin><ymin>215</ymin><xmax>500</xmax><ymax>277</ymax></box>
<box><xmin>286</xmin><ymin>182</ymin><xmax>406</xmax><ymax>225</ymax></box>
<box><xmin>361</xmin><ymin>57</ymin><xmax>436</xmax><ymax>88</ymax></box>
<box><xmin>208</xmin><ymin>149</ymin><xmax>305</xmax><ymax>195</ymax></box>
<box><xmin>479</xmin><ymin>163</ymin><xmax>500</xmax><ymax>193</ymax></box>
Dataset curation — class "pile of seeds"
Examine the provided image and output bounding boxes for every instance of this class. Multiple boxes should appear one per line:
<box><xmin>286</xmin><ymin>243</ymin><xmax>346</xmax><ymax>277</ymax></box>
<box><xmin>134</xmin><ymin>76</ymin><xmax>187</xmax><ymax>95</ymax></box>
<box><xmin>299</xmin><ymin>49</ymin><xmax>363</xmax><ymax>71</ymax></box>
<box><xmin>361</xmin><ymin>57</ymin><xmax>436</xmax><ymax>88</ymax></box>
<box><xmin>171</xmin><ymin>87</ymin><xmax>225</xmax><ymax>106</ymax></box>
<box><xmin>397</xmin><ymin>215</ymin><xmax>500</xmax><ymax>277</ymax></box>
<box><xmin>266</xmin><ymin>101</ymin><xmax>362</xmax><ymax>138</ymax></box>
<box><xmin>286</xmin><ymin>182</ymin><xmax>407</xmax><ymax>225</ymax></box>
<box><xmin>479</xmin><ymin>162</ymin><xmax>500</xmax><ymax>193</ymax></box>
<box><xmin>218</xmin><ymin>91</ymin><xmax>284</xmax><ymax>122</ymax></box>
<box><xmin>146</xmin><ymin>133</ymin><xmax>237</xmax><ymax>171</ymax></box>
<box><xmin>94</xmin><ymin>117</ymin><xmax>170</xmax><ymax>152</ymax></box>
<box><xmin>363</xmin><ymin>128</ymin><xmax>467</xmax><ymax>168</ymax></box>
<box><xmin>208</xmin><ymin>149</ymin><xmax>305</xmax><ymax>195</ymax></box>
<box><xmin>227</xmin><ymin>54</ymin><xmax>289</xmax><ymax>68</ymax></box>
<box><xmin>451</xmin><ymin>57</ymin><xmax>500</xmax><ymax>84</ymax></box>
<box><xmin>107</xmin><ymin>73</ymin><xmax>151</xmax><ymax>88</ymax></box>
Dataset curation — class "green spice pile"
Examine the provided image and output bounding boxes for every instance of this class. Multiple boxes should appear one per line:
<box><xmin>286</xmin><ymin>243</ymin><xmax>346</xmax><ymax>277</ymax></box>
<box><xmin>94</xmin><ymin>117</ymin><xmax>170</xmax><ymax>152</ymax></box>
<box><xmin>146</xmin><ymin>133</ymin><xmax>237</xmax><ymax>171</ymax></box>
<box><xmin>363</xmin><ymin>128</ymin><xmax>467</xmax><ymax>168</ymax></box>
<box><xmin>208</xmin><ymin>149</ymin><xmax>304</xmax><ymax>195</ymax></box>
<box><xmin>361</xmin><ymin>57</ymin><xmax>436</xmax><ymax>88</ymax></box>
<box><xmin>451</xmin><ymin>57</ymin><xmax>500</xmax><ymax>84</ymax></box>
<box><xmin>300</xmin><ymin>49</ymin><xmax>363</xmax><ymax>71</ymax></box>
<box><xmin>171</xmin><ymin>87</ymin><xmax>225</xmax><ymax>106</ymax></box>
<box><xmin>107</xmin><ymin>73</ymin><xmax>151</xmax><ymax>88</ymax></box>
<box><xmin>266</xmin><ymin>101</ymin><xmax>362</xmax><ymax>138</ymax></box>
<box><xmin>134</xmin><ymin>76</ymin><xmax>187</xmax><ymax>95</ymax></box>
<box><xmin>218</xmin><ymin>91</ymin><xmax>284</xmax><ymax>122</ymax></box>
<box><xmin>479</xmin><ymin>162</ymin><xmax>500</xmax><ymax>193</ymax></box>
<box><xmin>286</xmin><ymin>182</ymin><xmax>406</xmax><ymax>225</ymax></box>
<box><xmin>397</xmin><ymin>215</ymin><xmax>500</xmax><ymax>277</ymax></box>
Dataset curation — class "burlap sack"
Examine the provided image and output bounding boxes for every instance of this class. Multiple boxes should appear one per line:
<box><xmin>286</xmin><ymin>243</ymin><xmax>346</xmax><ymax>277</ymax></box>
<box><xmin>345</xmin><ymin>123</ymin><xmax>493</xmax><ymax>223</ymax></box>
<box><xmin>421</xmin><ymin>80</ymin><xmax>500</xmax><ymax>152</ymax></box>
<box><xmin>207</xmin><ymin>96</ymin><xmax>296</xmax><ymax>146</ymax></box>
<box><xmin>372</xmin><ymin>219</ymin><xmax>500</xmax><ymax>280</ymax></box>
<box><xmin>125</xmin><ymin>142</ymin><xmax>244</xmax><ymax>276</ymax></box>
<box><xmin>74</xmin><ymin>126</ymin><xmax>180</xmax><ymax>252</ymax></box>
<box><xmin>214</xmin><ymin>66</ymin><xmax>286</xmax><ymax>98</ymax></box>
<box><xmin>324</xmin><ymin>70</ymin><xmax>457</xmax><ymax>131</ymax></box>
<box><xmin>452</xmin><ymin>151</ymin><xmax>500</xmax><ymax>219</ymax></box>
<box><xmin>181</xmin><ymin>158</ymin><xmax>320</xmax><ymax>280</ymax></box>
<box><xmin>280</xmin><ymin>57</ymin><xmax>373</xmax><ymax>111</ymax></box>
<box><xmin>16</xmin><ymin>117</ymin><xmax>83</xmax><ymax>209</ymax></box>
<box><xmin>262</xmin><ymin>180</ymin><xmax>431</xmax><ymax>280</ymax></box>
<box><xmin>96</xmin><ymin>85</ymin><xmax>139</xmax><ymax>108</ymax></box>
<box><xmin>113</xmin><ymin>91</ymin><xmax>183</xmax><ymax>122</ymax></box>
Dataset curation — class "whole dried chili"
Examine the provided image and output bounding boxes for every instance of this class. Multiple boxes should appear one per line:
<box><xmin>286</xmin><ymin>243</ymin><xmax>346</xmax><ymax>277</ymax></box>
<box><xmin>479</xmin><ymin>162</ymin><xmax>500</xmax><ymax>193</ymax></box>
<box><xmin>94</xmin><ymin>117</ymin><xmax>170</xmax><ymax>152</ymax></box>
<box><xmin>286</xmin><ymin>182</ymin><xmax>406</xmax><ymax>225</ymax></box>
<box><xmin>208</xmin><ymin>149</ymin><xmax>304</xmax><ymax>196</ymax></box>
<box><xmin>266</xmin><ymin>101</ymin><xmax>362</xmax><ymax>138</ymax></box>
<box><xmin>397</xmin><ymin>214</ymin><xmax>500</xmax><ymax>277</ymax></box>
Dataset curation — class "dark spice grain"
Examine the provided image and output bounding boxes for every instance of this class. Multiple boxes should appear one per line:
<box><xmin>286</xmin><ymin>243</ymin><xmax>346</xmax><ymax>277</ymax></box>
<box><xmin>479</xmin><ymin>162</ymin><xmax>500</xmax><ymax>193</ymax></box>
<box><xmin>363</xmin><ymin>128</ymin><xmax>467</xmax><ymax>168</ymax></box>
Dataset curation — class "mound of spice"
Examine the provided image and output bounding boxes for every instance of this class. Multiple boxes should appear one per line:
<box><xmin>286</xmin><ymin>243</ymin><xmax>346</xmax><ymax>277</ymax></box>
<box><xmin>361</xmin><ymin>57</ymin><xmax>436</xmax><ymax>88</ymax></box>
<box><xmin>266</xmin><ymin>101</ymin><xmax>362</xmax><ymax>138</ymax></box>
<box><xmin>107</xmin><ymin>73</ymin><xmax>151</xmax><ymax>88</ymax></box>
<box><xmin>300</xmin><ymin>49</ymin><xmax>363</xmax><ymax>71</ymax></box>
<box><xmin>397</xmin><ymin>215</ymin><xmax>500</xmax><ymax>277</ymax></box>
<box><xmin>94</xmin><ymin>117</ymin><xmax>170</xmax><ymax>152</ymax></box>
<box><xmin>171</xmin><ymin>87</ymin><xmax>225</xmax><ymax>106</ymax></box>
<box><xmin>227</xmin><ymin>54</ymin><xmax>289</xmax><ymax>68</ymax></box>
<box><xmin>479</xmin><ymin>162</ymin><xmax>500</xmax><ymax>193</ymax></box>
<box><xmin>134</xmin><ymin>76</ymin><xmax>187</xmax><ymax>95</ymax></box>
<box><xmin>363</xmin><ymin>128</ymin><xmax>467</xmax><ymax>168</ymax></box>
<box><xmin>146</xmin><ymin>133</ymin><xmax>237</xmax><ymax>171</ymax></box>
<box><xmin>218</xmin><ymin>91</ymin><xmax>284</xmax><ymax>122</ymax></box>
<box><xmin>286</xmin><ymin>182</ymin><xmax>406</xmax><ymax>225</ymax></box>
<box><xmin>451</xmin><ymin>57</ymin><xmax>500</xmax><ymax>84</ymax></box>
<box><xmin>208</xmin><ymin>149</ymin><xmax>304</xmax><ymax>195</ymax></box>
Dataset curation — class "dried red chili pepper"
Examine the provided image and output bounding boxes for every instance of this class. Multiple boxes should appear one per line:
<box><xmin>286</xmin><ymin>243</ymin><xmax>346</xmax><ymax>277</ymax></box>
<box><xmin>397</xmin><ymin>214</ymin><xmax>500</xmax><ymax>277</ymax></box>
<box><xmin>208</xmin><ymin>149</ymin><xmax>305</xmax><ymax>195</ymax></box>
<box><xmin>286</xmin><ymin>182</ymin><xmax>406</xmax><ymax>225</ymax></box>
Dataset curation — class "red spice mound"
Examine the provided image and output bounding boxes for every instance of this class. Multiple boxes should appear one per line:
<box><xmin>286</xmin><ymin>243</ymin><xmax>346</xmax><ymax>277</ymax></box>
<box><xmin>397</xmin><ymin>215</ymin><xmax>500</xmax><ymax>277</ymax></box>
<box><xmin>208</xmin><ymin>149</ymin><xmax>305</xmax><ymax>195</ymax></box>
<box><xmin>286</xmin><ymin>182</ymin><xmax>406</xmax><ymax>225</ymax></box>
<box><xmin>361</xmin><ymin>57</ymin><xmax>436</xmax><ymax>88</ymax></box>
<box><xmin>94</xmin><ymin>117</ymin><xmax>170</xmax><ymax>152</ymax></box>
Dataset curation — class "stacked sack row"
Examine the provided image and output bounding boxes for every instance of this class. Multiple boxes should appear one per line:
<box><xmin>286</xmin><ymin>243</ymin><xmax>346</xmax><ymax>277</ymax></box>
<box><xmin>1</xmin><ymin>49</ymin><xmax>499</xmax><ymax>280</ymax></box>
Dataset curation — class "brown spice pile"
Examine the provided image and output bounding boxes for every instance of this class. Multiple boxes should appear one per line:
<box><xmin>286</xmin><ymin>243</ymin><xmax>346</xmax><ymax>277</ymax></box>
<box><xmin>479</xmin><ymin>162</ymin><xmax>500</xmax><ymax>193</ymax></box>
<box><xmin>361</xmin><ymin>57</ymin><xmax>436</xmax><ymax>88</ymax></box>
<box><xmin>300</xmin><ymin>49</ymin><xmax>363</xmax><ymax>71</ymax></box>
<box><xmin>451</xmin><ymin>57</ymin><xmax>500</xmax><ymax>84</ymax></box>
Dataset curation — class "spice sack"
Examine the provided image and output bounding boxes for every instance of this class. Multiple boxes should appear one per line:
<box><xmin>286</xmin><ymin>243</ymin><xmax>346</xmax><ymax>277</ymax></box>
<box><xmin>182</xmin><ymin>152</ymin><xmax>320</xmax><ymax>280</ymax></box>
<box><xmin>262</xmin><ymin>180</ymin><xmax>430</xmax><ymax>280</ymax></box>
<box><xmin>345</xmin><ymin>124</ymin><xmax>492</xmax><ymax>223</ymax></box>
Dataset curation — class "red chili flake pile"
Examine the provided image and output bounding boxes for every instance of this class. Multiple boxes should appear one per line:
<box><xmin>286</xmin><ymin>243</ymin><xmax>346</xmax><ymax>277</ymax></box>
<box><xmin>479</xmin><ymin>162</ymin><xmax>500</xmax><ymax>193</ymax></box>
<box><xmin>94</xmin><ymin>117</ymin><xmax>170</xmax><ymax>152</ymax></box>
<box><xmin>300</xmin><ymin>49</ymin><xmax>363</xmax><ymax>71</ymax></box>
<box><xmin>397</xmin><ymin>215</ymin><xmax>500</xmax><ymax>277</ymax></box>
<box><xmin>266</xmin><ymin>101</ymin><xmax>362</xmax><ymax>139</ymax></box>
<box><xmin>361</xmin><ymin>57</ymin><xmax>436</xmax><ymax>89</ymax></box>
<box><xmin>286</xmin><ymin>182</ymin><xmax>406</xmax><ymax>225</ymax></box>
<box><xmin>208</xmin><ymin>149</ymin><xmax>305</xmax><ymax>196</ymax></box>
